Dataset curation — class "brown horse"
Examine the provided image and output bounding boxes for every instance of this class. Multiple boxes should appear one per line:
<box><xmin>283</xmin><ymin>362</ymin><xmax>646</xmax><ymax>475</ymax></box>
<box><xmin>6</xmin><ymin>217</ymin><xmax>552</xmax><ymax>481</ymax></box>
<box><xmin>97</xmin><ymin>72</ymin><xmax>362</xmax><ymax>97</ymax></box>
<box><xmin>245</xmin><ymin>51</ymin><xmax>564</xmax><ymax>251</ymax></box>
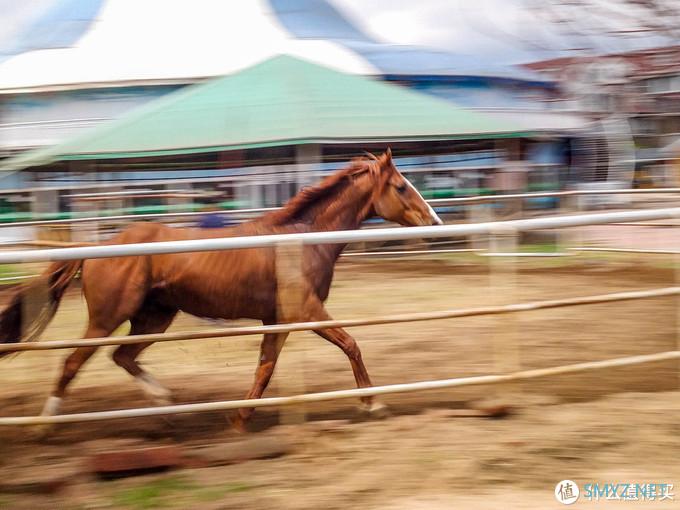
<box><xmin>0</xmin><ymin>149</ymin><xmax>441</xmax><ymax>431</ymax></box>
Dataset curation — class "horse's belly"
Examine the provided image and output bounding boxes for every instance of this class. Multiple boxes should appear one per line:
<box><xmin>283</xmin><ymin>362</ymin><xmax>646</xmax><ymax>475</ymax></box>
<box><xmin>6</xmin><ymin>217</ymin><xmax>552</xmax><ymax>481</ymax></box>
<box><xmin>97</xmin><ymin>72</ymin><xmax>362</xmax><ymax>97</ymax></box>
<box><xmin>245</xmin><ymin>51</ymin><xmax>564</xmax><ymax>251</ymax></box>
<box><xmin>154</xmin><ymin>250</ymin><xmax>278</xmax><ymax>321</ymax></box>
<box><xmin>166</xmin><ymin>281</ymin><xmax>276</xmax><ymax>321</ymax></box>
<box><xmin>176</xmin><ymin>297</ymin><xmax>273</xmax><ymax>321</ymax></box>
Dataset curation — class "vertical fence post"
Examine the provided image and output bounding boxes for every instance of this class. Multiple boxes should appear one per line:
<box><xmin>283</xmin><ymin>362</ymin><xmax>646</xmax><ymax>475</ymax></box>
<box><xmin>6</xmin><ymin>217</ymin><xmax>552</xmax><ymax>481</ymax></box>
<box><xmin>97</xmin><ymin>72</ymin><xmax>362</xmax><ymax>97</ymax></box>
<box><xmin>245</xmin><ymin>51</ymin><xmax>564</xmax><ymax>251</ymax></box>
<box><xmin>106</xmin><ymin>186</ymin><xmax>125</xmax><ymax>236</ymax></box>
<box><xmin>511</xmin><ymin>194</ymin><xmax>524</xmax><ymax>222</ymax></box>
<box><xmin>489</xmin><ymin>225</ymin><xmax>521</xmax><ymax>397</ymax></box>
<box><xmin>20</xmin><ymin>271</ymin><xmax>51</xmax><ymax>343</ymax></box>
<box><xmin>275</xmin><ymin>240</ymin><xmax>306</xmax><ymax>426</ymax></box>
<box><xmin>468</xmin><ymin>200</ymin><xmax>494</xmax><ymax>251</ymax></box>
<box><xmin>559</xmin><ymin>192</ymin><xmax>571</xmax><ymax>252</ymax></box>
<box><xmin>71</xmin><ymin>198</ymin><xmax>97</xmax><ymax>243</ymax></box>
<box><xmin>560</xmin><ymin>192</ymin><xmax>582</xmax><ymax>253</ymax></box>
<box><xmin>31</xmin><ymin>189</ymin><xmax>59</xmax><ymax>242</ymax></box>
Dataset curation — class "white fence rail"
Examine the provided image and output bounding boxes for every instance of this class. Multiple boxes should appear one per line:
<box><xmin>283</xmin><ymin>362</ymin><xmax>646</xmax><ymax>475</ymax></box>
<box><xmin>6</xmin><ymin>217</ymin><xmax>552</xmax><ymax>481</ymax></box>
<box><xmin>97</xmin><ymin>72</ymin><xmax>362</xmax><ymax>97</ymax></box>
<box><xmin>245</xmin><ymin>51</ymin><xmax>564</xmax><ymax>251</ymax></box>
<box><xmin>1</xmin><ymin>207</ymin><xmax>680</xmax><ymax>264</ymax></box>
<box><xmin>2</xmin><ymin>286</ymin><xmax>676</xmax><ymax>354</ymax></box>
<box><xmin>1</xmin><ymin>350</ymin><xmax>678</xmax><ymax>426</ymax></box>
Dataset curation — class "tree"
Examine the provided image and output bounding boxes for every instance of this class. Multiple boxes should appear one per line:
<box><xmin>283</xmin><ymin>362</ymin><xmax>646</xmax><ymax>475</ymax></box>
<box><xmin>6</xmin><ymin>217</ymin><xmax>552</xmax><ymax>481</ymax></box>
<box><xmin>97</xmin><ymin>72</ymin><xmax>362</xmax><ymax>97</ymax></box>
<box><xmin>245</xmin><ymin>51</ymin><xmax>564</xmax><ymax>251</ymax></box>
<box><xmin>522</xmin><ymin>0</ymin><xmax>680</xmax><ymax>54</ymax></box>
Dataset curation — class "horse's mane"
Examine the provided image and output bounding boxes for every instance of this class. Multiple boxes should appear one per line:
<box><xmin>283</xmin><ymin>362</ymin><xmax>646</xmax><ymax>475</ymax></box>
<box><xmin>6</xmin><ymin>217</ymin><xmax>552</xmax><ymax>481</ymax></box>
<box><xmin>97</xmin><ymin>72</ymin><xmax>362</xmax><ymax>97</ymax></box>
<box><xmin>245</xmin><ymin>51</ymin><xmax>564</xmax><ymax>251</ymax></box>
<box><xmin>263</xmin><ymin>157</ymin><xmax>379</xmax><ymax>225</ymax></box>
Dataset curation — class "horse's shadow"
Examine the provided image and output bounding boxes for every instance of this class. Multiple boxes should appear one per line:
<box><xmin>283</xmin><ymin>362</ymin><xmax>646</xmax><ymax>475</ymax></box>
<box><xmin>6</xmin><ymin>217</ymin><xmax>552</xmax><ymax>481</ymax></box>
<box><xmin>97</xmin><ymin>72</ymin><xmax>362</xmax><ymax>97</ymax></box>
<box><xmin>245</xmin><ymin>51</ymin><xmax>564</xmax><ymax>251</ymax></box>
<box><xmin>0</xmin><ymin>391</ymin><xmax>476</xmax><ymax>449</ymax></box>
<box><xmin>50</xmin><ymin>400</ymin><xmax>476</xmax><ymax>447</ymax></box>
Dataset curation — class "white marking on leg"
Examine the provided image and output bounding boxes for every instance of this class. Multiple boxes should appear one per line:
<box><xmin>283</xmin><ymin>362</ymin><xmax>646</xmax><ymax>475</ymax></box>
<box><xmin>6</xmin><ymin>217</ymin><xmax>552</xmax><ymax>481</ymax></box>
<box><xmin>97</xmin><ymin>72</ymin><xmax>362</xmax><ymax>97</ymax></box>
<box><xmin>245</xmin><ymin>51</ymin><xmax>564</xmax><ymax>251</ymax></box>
<box><xmin>359</xmin><ymin>401</ymin><xmax>388</xmax><ymax>414</ymax></box>
<box><xmin>40</xmin><ymin>396</ymin><xmax>62</xmax><ymax>417</ymax></box>
<box><xmin>35</xmin><ymin>396</ymin><xmax>61</xmax><ymax>438</ymax></box>
<box><xmin>405</xmin><ymin>179</ymin><xmax>443</xmax><ymax>225</ymax></box>
<box><xmin>135</xmin><ymin>373</ymin><xmax>172</xmax><ymax>403</ymax></box>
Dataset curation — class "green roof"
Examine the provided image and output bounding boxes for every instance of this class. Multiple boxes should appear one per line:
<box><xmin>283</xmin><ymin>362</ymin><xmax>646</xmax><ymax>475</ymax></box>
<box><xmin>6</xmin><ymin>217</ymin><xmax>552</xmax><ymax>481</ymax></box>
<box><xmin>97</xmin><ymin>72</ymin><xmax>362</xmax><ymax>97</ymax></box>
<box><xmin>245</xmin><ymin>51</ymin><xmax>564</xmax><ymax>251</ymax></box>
<box><xmin>0</xmin><ymin>55</ymin><xmax>530</xmax><ymax>172</ymax></box>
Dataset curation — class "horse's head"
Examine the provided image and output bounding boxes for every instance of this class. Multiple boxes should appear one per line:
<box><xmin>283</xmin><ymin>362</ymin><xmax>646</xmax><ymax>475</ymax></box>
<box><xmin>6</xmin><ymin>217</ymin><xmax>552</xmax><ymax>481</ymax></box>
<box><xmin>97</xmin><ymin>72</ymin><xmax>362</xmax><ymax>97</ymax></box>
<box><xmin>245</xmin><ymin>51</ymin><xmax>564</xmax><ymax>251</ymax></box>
<box><xmin>368</xmin><ymin>148</ymin><xmax>443</xmax><ymax>226</ymax></box>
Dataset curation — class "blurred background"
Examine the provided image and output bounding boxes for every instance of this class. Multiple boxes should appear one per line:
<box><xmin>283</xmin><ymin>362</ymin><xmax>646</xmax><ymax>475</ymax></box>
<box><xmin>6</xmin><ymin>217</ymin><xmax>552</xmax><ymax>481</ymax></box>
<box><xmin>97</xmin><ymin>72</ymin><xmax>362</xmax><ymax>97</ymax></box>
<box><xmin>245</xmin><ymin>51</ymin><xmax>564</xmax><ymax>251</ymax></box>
<box><xmin>1</xmin><ymin>1</ymin><xmax>680</xmax><ymax>509</ymax></box>
<box><xmin>2</xmin><ymin>0</ymin><xmax>680</xmax><ymax>237</ymax></box>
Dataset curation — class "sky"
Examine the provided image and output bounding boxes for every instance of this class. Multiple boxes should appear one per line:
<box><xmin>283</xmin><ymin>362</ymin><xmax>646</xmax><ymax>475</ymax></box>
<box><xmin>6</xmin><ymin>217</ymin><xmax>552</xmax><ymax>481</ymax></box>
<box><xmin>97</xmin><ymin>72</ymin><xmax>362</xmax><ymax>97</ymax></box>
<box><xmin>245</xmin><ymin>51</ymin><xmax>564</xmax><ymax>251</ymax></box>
<box><xmin>0</xmin><ymin>0</ymin><xmax>673</xmax><ymax>65</ymax></box>
<box><xmin>0</xmin><ymin>0</ymin><xmax>54</xmax><ymax>48</ymax></box>
<box><xmin>335</xmin><ymin>0</ymin><xmax>549</xmax><ymax>62</ymax></box>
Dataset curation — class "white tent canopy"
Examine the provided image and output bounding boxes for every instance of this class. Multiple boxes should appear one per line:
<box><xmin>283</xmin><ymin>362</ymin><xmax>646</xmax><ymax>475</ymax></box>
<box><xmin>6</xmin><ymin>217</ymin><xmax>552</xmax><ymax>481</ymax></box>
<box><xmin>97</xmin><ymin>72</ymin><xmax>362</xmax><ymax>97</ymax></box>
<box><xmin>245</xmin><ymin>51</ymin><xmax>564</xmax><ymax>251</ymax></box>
<box><xmin>0</xmin><ymin>1</ymin><xmax>378</xmax><ymax>92</ymax></box>
<box><xmin>0</xmin><ymin>0</ymin><xmax>547</xmax><ymax>94</ymax></box>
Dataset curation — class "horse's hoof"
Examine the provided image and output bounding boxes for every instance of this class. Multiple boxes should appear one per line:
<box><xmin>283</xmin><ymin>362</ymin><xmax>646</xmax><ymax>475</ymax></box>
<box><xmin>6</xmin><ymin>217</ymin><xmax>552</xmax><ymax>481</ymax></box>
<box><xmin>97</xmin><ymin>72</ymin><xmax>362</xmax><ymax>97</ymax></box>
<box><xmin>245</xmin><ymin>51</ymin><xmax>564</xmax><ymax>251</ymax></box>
<box><xmin>32</xmin><ymin>424</ymin><xmax>55</xmax><ymax>442</ymax></box>
<box><xmin>158</xmin><ymin>413</ymin><xmax>176</xmax><ymax>428</ymax></box>
<box><xmin>359</xmin><ymin>401</ymin><xmax>390</xmax><ymax>420</ymax></box>
<box><xmin>154</xmin><ymin>396</ymin><xmax>174</xmax><ymax>407</ymax></box>
<box><xmin>229</xmin><ymin>413</ymin><xmax>249</xmax><ymax>434</ymax></box>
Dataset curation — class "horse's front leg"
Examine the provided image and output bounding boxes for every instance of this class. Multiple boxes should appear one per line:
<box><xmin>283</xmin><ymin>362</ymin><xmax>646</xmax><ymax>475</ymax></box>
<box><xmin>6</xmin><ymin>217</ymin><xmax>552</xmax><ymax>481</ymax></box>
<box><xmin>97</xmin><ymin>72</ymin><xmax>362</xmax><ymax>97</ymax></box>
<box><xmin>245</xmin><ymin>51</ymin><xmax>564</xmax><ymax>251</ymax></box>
<box><xmin>231</xmin><ymin>331</ymin><xmax>288</xmax><ymax>432</ymax></box>
<box><xmin>307</xmin><ymin>299</ymin><xmax>387</xmax><ymax>417</ymax></box>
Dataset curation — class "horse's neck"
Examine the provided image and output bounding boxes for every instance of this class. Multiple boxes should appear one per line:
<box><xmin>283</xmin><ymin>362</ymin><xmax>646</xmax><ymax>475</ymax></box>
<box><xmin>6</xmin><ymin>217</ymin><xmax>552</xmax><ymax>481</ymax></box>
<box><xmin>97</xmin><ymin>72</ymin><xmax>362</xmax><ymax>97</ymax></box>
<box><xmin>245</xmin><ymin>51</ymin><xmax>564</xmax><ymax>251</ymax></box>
<box><xmin>310</xmin><ymin>189</ymin><xmax>370</xmax><ymax>232</ymax></box>
<box><xmin>258</xmin><ymin>175</ymin><xmax>374</xmax><ymax>259</ymax></box>
<box><xmin>306</xmin><ymin>183</ymin><xmax>373</xmax><ymax>261</ymax></box>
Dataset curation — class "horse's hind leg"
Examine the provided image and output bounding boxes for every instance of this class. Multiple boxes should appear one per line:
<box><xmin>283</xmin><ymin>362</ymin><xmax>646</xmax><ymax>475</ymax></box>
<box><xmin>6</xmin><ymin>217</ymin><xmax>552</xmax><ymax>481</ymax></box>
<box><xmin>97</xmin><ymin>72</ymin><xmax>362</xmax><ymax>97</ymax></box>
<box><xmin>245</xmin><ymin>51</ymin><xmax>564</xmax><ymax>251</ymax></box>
<box><xmin>112</xmin><ymin>307</ymin><xmax>177</xmax><ymax>406</ymax></box>
<box><xmin>37</xmin><ymin>254</ymin><xmax>153</xmax><ymax>436</ymax></box>
<box><xmin>37</xmin><ymin>324</ymin><xmax>117</xmax><ymax>436</ymax></box>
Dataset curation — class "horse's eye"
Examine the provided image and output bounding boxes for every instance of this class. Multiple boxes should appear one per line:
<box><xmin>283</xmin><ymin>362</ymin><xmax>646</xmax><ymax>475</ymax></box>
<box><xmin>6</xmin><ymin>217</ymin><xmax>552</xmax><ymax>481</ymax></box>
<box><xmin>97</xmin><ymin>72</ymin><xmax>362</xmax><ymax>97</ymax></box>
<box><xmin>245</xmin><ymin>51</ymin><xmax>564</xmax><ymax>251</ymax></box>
<box><xmin>395</xmin><ymin>183</ymin><xmax>407</xmax><ymax>194</ymax></box>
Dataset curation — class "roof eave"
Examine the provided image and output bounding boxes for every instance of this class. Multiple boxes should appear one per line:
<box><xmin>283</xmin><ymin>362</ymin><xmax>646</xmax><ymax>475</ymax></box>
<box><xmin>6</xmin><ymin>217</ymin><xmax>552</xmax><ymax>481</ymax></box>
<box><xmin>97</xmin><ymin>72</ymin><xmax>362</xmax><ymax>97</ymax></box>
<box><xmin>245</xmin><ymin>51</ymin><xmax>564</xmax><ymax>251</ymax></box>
<box><xmin>0</xmin><ymin>131</ymin><xmax>537</xmax><ymax>173</ymax></box>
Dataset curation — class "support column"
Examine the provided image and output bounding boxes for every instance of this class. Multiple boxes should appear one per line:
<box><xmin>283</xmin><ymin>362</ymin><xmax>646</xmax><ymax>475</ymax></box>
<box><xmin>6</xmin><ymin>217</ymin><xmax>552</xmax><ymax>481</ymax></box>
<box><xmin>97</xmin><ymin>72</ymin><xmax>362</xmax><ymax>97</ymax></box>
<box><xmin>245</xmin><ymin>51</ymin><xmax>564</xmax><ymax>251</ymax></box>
<box><xmin>31</xmin><ymin>189</ymin><xmax>58</xmax><ymax>218</ymax></box>
<box><xmin>70</xmin><ymin>162</ymin><xmax>99</xmax><ymax>243</ymax></box>
<box><xmin>264</xmin><ymin>179</ymin><xmax>278</xmax><ymax>207</ymax></box>
<box><xmin>31</xmin><ymin>188</ymin><xmax>59</xmax><ymax>242</ymax></box>
<box><xmin>295</xmin><ymin>144</ymin><xmax>321</xmax><ymax>190</ymax></box>
<box><xmin>495</xmin><ymin>138</ymin><xmax>526</xmax><ymax>220</ymax></box>
<box><xmin>235</xmin><ymin>181</ymin><xmax>263</xmax><ymax>209</ymax></box>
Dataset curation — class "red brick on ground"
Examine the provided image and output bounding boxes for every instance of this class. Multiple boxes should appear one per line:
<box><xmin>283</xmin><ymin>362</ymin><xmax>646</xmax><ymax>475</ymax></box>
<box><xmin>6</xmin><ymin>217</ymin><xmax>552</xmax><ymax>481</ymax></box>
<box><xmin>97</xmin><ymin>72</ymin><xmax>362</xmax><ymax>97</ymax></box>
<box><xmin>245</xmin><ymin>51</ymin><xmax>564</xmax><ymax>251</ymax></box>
<box><xmin>87</xmin><ymin>445</ymin><xmax>184</xmax><ymax>479</ymax></box>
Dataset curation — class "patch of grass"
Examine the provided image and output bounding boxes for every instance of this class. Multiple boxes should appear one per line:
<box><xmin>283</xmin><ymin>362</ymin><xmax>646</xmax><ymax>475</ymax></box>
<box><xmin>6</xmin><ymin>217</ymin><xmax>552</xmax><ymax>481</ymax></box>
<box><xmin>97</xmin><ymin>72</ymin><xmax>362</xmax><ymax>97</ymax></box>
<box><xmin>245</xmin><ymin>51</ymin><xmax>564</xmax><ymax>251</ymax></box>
<box><xmin>0</xmin><ymin>263</ymin><xmax>23</xmax><ymax>276</ymax></box>
<box><xmin>0</xmin><ymin>263</ymin><xmax>34</xmax><ymax>286</ymax></box>
<box><xmin>110</xmin><ymin>476</ymin><xmax>196</xmax><ymax>510</ymax></box>
<box><xmin>109</xmin><ymin>476</ymin><xmax>257</xmax><ymax>509</ymax></box>
<box><xmin>519</xmin><ymin>242</ymin><xmax>560</xmax><ymax>253</ymax></box>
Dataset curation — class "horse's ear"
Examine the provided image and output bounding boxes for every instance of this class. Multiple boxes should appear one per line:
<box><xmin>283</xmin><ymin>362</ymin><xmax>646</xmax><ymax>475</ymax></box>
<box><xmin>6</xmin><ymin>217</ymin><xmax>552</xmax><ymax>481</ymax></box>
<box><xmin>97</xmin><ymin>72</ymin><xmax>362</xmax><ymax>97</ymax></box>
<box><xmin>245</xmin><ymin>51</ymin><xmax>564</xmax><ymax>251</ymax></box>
<box><xmin>363</xmin><ymin>151</ymin><xmax>379</xmax><ymax>161</ymax></box>
<box><xmin>385</xmin><ymin>147</ymin><xmax>392</xmax><ymax>160</ymax></box>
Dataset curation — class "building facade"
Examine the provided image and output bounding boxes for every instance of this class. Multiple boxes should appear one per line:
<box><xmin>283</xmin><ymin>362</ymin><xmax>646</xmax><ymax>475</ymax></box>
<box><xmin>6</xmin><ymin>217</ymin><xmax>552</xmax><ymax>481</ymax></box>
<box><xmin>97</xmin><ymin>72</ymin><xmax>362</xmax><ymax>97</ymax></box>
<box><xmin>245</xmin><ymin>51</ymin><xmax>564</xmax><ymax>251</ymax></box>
<box><xmin>526</xmin><ymin>45</ymin><xmax>680</xmax><ymax>187</ymax></box>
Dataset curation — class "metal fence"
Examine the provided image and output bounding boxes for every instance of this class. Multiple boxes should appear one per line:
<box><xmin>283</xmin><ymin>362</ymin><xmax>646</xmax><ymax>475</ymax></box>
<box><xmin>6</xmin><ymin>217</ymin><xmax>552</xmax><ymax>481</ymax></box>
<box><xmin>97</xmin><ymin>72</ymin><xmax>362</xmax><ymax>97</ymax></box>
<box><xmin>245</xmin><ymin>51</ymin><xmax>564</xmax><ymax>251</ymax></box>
<box><xmin>3</xmin><ymin>186</ymin><xmax>680</xmax><ymax>230</ymax></box>
<box><xmin>1</xmin><ymin>207</ymin><xmax>680</xmax><ymax>426</ymax></box>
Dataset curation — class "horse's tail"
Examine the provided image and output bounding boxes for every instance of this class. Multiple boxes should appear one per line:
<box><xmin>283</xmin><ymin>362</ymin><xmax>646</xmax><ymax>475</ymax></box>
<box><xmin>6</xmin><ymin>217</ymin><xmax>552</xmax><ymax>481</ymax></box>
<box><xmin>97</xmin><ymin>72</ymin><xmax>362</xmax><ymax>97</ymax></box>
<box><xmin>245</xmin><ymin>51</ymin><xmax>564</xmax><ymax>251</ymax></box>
<box><xmin>0</xmin><ymin>259</ymin><xmax>83</xmax><ymax>357</ymax></box>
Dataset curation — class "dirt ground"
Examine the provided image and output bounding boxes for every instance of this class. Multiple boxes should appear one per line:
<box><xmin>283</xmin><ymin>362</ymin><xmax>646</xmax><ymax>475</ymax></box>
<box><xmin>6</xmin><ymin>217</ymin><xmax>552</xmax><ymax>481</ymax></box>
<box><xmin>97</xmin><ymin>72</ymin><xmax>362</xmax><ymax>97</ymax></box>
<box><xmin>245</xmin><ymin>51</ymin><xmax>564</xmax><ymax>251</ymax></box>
<box><xmin>1</xmin><ymin>256</ymin><xmax>680</xmax><ymax>509</ymax></box>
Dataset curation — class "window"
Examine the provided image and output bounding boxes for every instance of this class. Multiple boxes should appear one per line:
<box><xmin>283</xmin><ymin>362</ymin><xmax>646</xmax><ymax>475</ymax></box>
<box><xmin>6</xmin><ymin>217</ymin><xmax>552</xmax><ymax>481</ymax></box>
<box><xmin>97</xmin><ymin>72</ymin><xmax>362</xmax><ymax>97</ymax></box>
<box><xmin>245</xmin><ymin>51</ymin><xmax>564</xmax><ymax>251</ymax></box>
<box><xmin>646</xmin><ymin>76</ymin><xmax>679</xmax><ymax>94</ymax></box>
